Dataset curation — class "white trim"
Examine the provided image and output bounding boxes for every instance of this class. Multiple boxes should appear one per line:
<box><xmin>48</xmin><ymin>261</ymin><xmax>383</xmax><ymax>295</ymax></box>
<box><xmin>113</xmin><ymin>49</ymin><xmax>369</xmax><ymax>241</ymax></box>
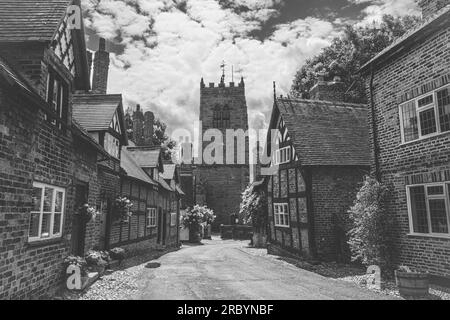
<box><xmin>273</xmin><ymin>146</ymin><xmax>291</xmax><ymax>165</ymax></box>
<box><xmin>147</xmin><ymin>207</ymin><xmax>157</xmax><ymax>227</ymax></box>
<box><xmin>399</xmin><ymin>84</ymin><xmax>450</xmax><ymax>144</ymax></box>
<box><xmin>28</xmin><ymin>182</ymin><xmax>66</xmax><ymax>243</ymax></box>
<box><xmin>405</xmin><ymin>182</ymin><xmax>450</xmax><ymax>236</ymax></box>
<box><xmin>274</xmin><ymin>203</ymin><xmax>289</xmax><ymax>227</ymax></box>
<box><xmin>170</xmin><ymin>212</ymin><xmax>177</xmax><ymax>227</ymax></box>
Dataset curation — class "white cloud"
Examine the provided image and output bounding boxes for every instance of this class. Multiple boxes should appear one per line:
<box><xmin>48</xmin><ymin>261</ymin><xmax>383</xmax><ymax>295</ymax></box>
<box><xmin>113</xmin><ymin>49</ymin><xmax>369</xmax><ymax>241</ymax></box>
<box><xmin>349</xmin><ymin>0</ymin><xmax>420</xmax><ymax>25</ymax></box>
<box><xmin>81</xmin><ymin>0</ymin><xmax>340</xmax><ymax>136</ymax></box>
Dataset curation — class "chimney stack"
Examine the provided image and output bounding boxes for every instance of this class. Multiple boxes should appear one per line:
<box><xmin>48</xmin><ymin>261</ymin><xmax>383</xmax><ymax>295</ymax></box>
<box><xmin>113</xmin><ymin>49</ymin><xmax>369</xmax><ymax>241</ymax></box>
<box><xmin>309</xmin><ymin>73</ymin><xmax>346</xmax><ymax>102</ymax></box>
<box><xmin>144</xmin><ymin>111</ymin><xmax>155</xmax><ymax>146</ymax></box>
<box><xmin>92</xmin><ymin>38</ymin><xmax>110</xmax><ymax>94</ymax></box>
<box><xmin>418</xmin><ymin>0</ymin><xmax>450</xmax><ymax>19</ymax></box>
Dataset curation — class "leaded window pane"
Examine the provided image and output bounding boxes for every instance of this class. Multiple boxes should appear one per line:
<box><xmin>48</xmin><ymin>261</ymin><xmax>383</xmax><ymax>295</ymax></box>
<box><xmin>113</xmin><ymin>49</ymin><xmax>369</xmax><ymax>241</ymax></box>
<box><xmin>401</xmin><ymin>101</ymin><xmax>418</xmax><ymax>142</ymax></box>
<box><xmin>419</xmin><ymin>107</ymin><xmax>437</xmax><ymax>136</ymax></box>
<box><xmin>410</xmin><ymin>186</ymin><xmax>428</xmax><ymax>233</ymax></box>
<box><xmin>437</xmin><ymin>88</ymin><xmax>450</xmax><ymax>133</ymax></box>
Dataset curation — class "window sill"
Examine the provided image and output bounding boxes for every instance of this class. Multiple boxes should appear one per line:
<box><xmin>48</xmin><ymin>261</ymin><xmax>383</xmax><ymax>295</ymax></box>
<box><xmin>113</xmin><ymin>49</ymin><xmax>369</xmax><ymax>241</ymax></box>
<box><xmin>275</xmin><ymin>225</ymin><xmax>291</xmax><ymax>229</ymax></box>
<box><xmin>25</xmin><ymin>237</ymin><xmax>64</xmax><ymax>249</ymax></box>
<box><xmin>399</xmin><ymin>130</ymin><xmax>450</xmax><ymax>147</ymax></box>
<box><xmin>407</xmin><ymin>233</ymin><xmax>450</xmax><ymax>240</ymax></box>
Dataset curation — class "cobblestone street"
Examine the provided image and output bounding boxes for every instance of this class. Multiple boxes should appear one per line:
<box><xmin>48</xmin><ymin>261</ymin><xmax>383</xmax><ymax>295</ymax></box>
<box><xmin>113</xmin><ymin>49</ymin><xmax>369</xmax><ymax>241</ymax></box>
<box><xmin>65</xmin><ymin>237</ymin><xmax>401</xmax><ymax>300</ymax></box>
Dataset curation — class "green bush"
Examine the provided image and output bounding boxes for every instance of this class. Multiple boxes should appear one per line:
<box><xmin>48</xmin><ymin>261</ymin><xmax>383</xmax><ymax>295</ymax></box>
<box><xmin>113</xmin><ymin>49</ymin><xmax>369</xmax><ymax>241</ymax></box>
<box><xmin>347</xmin><ymin>176</ymin><xmax>393</xmax><ymax>270</ymax></box>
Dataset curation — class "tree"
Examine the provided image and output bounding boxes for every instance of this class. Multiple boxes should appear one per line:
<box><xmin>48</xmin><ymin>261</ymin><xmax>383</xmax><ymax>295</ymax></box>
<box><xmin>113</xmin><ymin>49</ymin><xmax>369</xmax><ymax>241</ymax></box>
<box><xmin>290</xmin><ymin>14</ymin><xmax>421</xmax><ymax>103</ymax></box>
<box><xmin>239</xmin><ymin>184</ymin><xmax>267</xmax><ymax>247</ymax></box>
<box><xmin>152</xmin><ymin>118</ymin><xmax>176</xmax><ymax>161</ymax></box>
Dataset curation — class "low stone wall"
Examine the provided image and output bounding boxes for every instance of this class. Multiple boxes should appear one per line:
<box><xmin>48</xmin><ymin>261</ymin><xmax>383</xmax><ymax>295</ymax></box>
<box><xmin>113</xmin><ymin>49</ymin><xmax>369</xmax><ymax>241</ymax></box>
<box><xmin>220</xmin><ymin>225</ymin><xmax>253</xmax><ymax>240</ymax></box>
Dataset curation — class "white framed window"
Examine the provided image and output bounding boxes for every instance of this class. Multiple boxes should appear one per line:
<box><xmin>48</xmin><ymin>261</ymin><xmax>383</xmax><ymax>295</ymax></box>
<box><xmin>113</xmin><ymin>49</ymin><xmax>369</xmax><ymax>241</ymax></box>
<box><xmin>170</xmin><ymin>212</ymin><xmax>177</xmax><ymax>227</ymax></box>
<box><xmin>273</xmin><ymin>146</ymin><xmax>291</xmax><ymax>165</ymax></box>
<box><xmin>406</xmin><ymin>183</ymin><xmax>450</xmax><ymax>237</ymax></box>
<box><xmin>399</xmin><ymin>85</ymin><xmax>450</xmax><ymax>143</ymax></box>
<box><xmin>147</xmin><ymin>208</ymin><xmax>157</xmax><ymax>227</ymax></box>
<box><xmin>29</xmin><ymin>182</ymin><xmax>65</xmax><ymax>242</ymax></box>
<box><xmin>274</xmin><ymin>203</ymin><xmax>289</xmax><ymax>227</ymax></box>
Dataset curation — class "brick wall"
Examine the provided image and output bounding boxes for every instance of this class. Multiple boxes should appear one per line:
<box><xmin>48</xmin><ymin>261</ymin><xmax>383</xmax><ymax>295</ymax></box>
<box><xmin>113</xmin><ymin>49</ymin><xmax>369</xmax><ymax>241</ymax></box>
<box><xmin>419</xmin><ymin>0</ymin><xmax>450</xmax><ymax>18</ymax></box>
<box><xmin>0</xmin><ymin>87</ymin><xmax>73</xmax><ymax>299</ymax></box>
<box><xmin>366</xmin><ymin>23</ymin><xmax>450</xmax><ymax>277</ymax></box>
<box><xmin>72</xmin><ymin>138</ymin><xmax>101</xmax><ymax>254</ymax></box>
<box><xmin>311</xmin><ymin>167</ymin><xmax>366</xmax><ymax>261</ymax></box>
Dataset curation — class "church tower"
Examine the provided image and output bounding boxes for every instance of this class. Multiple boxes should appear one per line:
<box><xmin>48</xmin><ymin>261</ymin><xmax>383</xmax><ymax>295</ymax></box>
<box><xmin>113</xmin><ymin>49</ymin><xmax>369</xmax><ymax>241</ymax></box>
<box><xmin>194</xmin><ymin>74</ymin><xmax>250</xmax><ymax>230</ymax></box>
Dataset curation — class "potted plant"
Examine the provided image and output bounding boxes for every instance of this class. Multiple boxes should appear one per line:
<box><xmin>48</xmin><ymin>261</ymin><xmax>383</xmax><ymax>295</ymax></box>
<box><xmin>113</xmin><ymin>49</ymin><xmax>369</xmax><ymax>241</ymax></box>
<box><xmin>113</xmin><ymin>197</ymin><xmax>133</xmax><ymax>223</ymax></box>
<box><xmin>63</xmin><ymin>255</ymin><xmax>88</xmax><ymax>282</ymax></box>
<box><xmin>85</xmin><ymin>250</ymin><xmax>108</xmax><ymax>275</ymax></box>
<box><xmin>395</xmin><ymin>266</ymin><xmax>429</xmax><ymax>297</ymax></box>
<box><xmin>109</xmin><ymin>247</ymin><xmax>126</xmax><ymax>262</ymax></box>
<box><xmin>76</xmin><ymin>204</ymin><xmax>101</xmax><ymax>223</ymax></box>
<box><xmin>182</xmin><ymin>205</ymin><xmax>214</xmax><ymax>243</ymax></box>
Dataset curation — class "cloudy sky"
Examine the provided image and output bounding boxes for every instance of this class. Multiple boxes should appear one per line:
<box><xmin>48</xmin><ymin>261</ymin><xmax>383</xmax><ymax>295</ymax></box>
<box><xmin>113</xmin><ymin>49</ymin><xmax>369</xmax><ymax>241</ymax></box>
<box><xmin>81</xmin><ymin>0</ymin><xmax>420</xmax><ymax>136</ymax></box>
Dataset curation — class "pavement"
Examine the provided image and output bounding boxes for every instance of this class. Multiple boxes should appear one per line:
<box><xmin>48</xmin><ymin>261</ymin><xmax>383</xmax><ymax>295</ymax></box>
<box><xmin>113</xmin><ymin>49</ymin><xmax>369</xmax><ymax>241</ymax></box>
<box><xmin>131</xmin><ymin>237</ymin><xmax>396</xmax><ymax>300</ymax></box>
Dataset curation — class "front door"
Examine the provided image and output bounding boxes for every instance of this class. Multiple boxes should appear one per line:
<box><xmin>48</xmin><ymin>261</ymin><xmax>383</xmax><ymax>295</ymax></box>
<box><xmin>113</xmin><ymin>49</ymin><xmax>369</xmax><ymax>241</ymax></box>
<box><xmin>72</xmin><ymin>182</ymin><xmax>89</xmax><ymax>256</ymax></box>
<box><xmin>157</xmin><ymin>208</ymin><xmax>166</xmax><ymax>245</ymax></box>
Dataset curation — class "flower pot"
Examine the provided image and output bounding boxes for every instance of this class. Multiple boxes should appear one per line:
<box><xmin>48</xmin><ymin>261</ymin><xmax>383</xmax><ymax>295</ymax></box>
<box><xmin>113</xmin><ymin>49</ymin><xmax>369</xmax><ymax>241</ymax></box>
<box><xmin>395</xmin><ymin>270</ymin><xmax>429</xmax><ymax>297</ymax></box>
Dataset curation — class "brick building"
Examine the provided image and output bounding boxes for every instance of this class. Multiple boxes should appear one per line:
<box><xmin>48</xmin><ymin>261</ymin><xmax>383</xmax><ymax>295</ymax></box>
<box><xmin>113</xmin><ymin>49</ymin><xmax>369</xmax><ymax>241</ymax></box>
<box><xmin>194</xmin><ymin>77</ymin><xmax>250</xmax><ymax>230</ymax></box>
<box><xmin>360</xmin><ymin>0</ymin><xmax>450</xmax><ymax>279</ymax></box>
<box><xmin>263</xmin><ymin>79</ymin><xmax>370</xmax><ymax>261</ymax></box>
<box><xmin>0</xmin><ymin>0</ymin><xmax>104</xmax><ymax>298</ymax></box>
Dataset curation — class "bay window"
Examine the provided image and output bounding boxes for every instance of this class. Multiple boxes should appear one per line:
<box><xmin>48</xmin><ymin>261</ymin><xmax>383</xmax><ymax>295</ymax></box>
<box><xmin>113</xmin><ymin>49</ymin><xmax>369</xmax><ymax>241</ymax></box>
<box><xmin>407</xmin><ymin>183</ymin><xmax>450</xmax><ymax>236</ymax></box>
<box><xmin>29</xmin><ymin>182</ymin><xmax>65</xmax><ymax>242</ymax></box>
<box><xmin>399</xmin><ymin>85</ymin><xmax>450</xmax><ymax>143</ymax></box>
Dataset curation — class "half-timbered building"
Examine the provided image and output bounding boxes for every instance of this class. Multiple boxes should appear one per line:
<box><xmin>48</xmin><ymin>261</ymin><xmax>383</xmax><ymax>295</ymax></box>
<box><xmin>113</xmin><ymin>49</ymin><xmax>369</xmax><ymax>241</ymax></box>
<box><xmin>264</xmin><ymin>86</ymin><xmax>370</xmax><ymax>261</ymax></box>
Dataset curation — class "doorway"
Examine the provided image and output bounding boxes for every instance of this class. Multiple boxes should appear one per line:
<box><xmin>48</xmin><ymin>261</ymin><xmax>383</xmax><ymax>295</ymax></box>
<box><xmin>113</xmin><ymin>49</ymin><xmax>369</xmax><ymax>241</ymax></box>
<box><xmin>157</xmin><ymin>208</ymin><xmax>166</xmax><ymax>245</ymax></box>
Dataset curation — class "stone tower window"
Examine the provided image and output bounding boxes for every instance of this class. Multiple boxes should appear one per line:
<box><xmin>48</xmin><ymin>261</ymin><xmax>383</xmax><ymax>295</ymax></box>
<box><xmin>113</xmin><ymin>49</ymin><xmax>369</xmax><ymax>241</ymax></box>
<box><xmin>213</xmin><ymin>105</ymin><xmax>222</xmax><ymax>128</ymax></box>
<box><xmin>222</xmin><ymin>105</ymin><xmax>230</xmax><ymax>128</ymax></box>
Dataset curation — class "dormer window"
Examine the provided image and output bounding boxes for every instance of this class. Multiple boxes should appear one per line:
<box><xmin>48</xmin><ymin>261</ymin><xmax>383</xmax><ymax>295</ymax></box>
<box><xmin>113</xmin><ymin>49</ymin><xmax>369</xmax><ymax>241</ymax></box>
<box><xmin>45</xmin><ymin>69</ymin><xmax>68</xmax><ymax>129</ymax></box>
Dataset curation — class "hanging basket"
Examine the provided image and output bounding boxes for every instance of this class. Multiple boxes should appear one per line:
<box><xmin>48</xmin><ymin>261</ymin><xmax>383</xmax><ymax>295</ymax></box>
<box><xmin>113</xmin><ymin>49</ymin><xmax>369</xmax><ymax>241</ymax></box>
<box><xmin>112</xmin><ymin>197</ymin><xmax>133</xmax><ymax>223</ymax></box>
<box><xmin>75</xmin><ymin>204</ymin><xmax>100</xmax><ymax>223</ymax></box>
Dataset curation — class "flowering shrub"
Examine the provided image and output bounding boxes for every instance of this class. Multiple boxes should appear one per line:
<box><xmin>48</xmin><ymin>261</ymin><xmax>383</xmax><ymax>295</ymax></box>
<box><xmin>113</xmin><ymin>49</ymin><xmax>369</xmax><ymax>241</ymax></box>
<box><xmin>347</xmin><ymin>176</ymin><xmax>393</xmax><ymax>270</ymax></box>
<box><xmin>181</xmin><ymin>205</ymin><xmax>215</xmax><ymax>228</ymax></box>
<box><xmin>113</xmin><ymin>197</ymin><xmax>133</xmax><ymax>222</ymax></box>
<box><xmin>63</xmin><ymin>255</ymin><xmax>88</xmax><ymax>276</ymax></box>
<box><xmin>109</xmin><ymin>247</ymin><xmax>126</xmax><ymax>261</ymax></box>
<box><xmin>239</xmin><ymin>184</ymin><xmax>266</xmax><ymax>229</ymax></box>
<box><xmin>76</xmin><ymin>204</ymin><xmax>101</xmax><ymax>222</ymax></box>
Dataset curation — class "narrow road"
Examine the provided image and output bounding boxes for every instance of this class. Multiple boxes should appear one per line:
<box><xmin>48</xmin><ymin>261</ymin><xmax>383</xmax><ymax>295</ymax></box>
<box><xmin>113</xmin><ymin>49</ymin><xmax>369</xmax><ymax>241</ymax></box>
<box><xmin>131</xmin><ymin>238</ymin><xmax>394</xmax><ymax>300</ymax></box>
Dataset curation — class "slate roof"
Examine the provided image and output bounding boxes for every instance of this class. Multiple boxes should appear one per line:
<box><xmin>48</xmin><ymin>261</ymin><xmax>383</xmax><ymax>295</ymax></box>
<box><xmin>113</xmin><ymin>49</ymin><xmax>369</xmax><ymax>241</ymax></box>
<box><xmin>275</xmin><ymin>98</ymin><xmax>370</xmax><ymax>167</ymax></box>
<box><xmin>0</xmin><ymin>0</ymin><xmax>72</xmax><ymax>42</ymax></box>
<box><xmin>72</xmin><ymin>94</ymin><xmax>122</xmax><ymax>131</ymax></box>
<box><xmin>121</xmin><ymin>148</ymin><xmax>157</xmax><ymax>186</ymax></box>
<box><xmin>360</xmin><ymin>5</ymin><xmax>450</xmax><ymax>73</ymax></box>
<box><xmin>0</xmin><ymin>56</ymin><xmax>34</xmax><ymax>94</ymax></box>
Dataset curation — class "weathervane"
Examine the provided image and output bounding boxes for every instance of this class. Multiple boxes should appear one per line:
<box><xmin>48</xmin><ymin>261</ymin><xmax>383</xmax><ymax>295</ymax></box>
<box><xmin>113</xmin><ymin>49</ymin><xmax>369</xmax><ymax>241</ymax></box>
<box><xmin>220</xmin><ymin>60</ymin><xmax>226</xmax><ymax>83</ymax></box>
